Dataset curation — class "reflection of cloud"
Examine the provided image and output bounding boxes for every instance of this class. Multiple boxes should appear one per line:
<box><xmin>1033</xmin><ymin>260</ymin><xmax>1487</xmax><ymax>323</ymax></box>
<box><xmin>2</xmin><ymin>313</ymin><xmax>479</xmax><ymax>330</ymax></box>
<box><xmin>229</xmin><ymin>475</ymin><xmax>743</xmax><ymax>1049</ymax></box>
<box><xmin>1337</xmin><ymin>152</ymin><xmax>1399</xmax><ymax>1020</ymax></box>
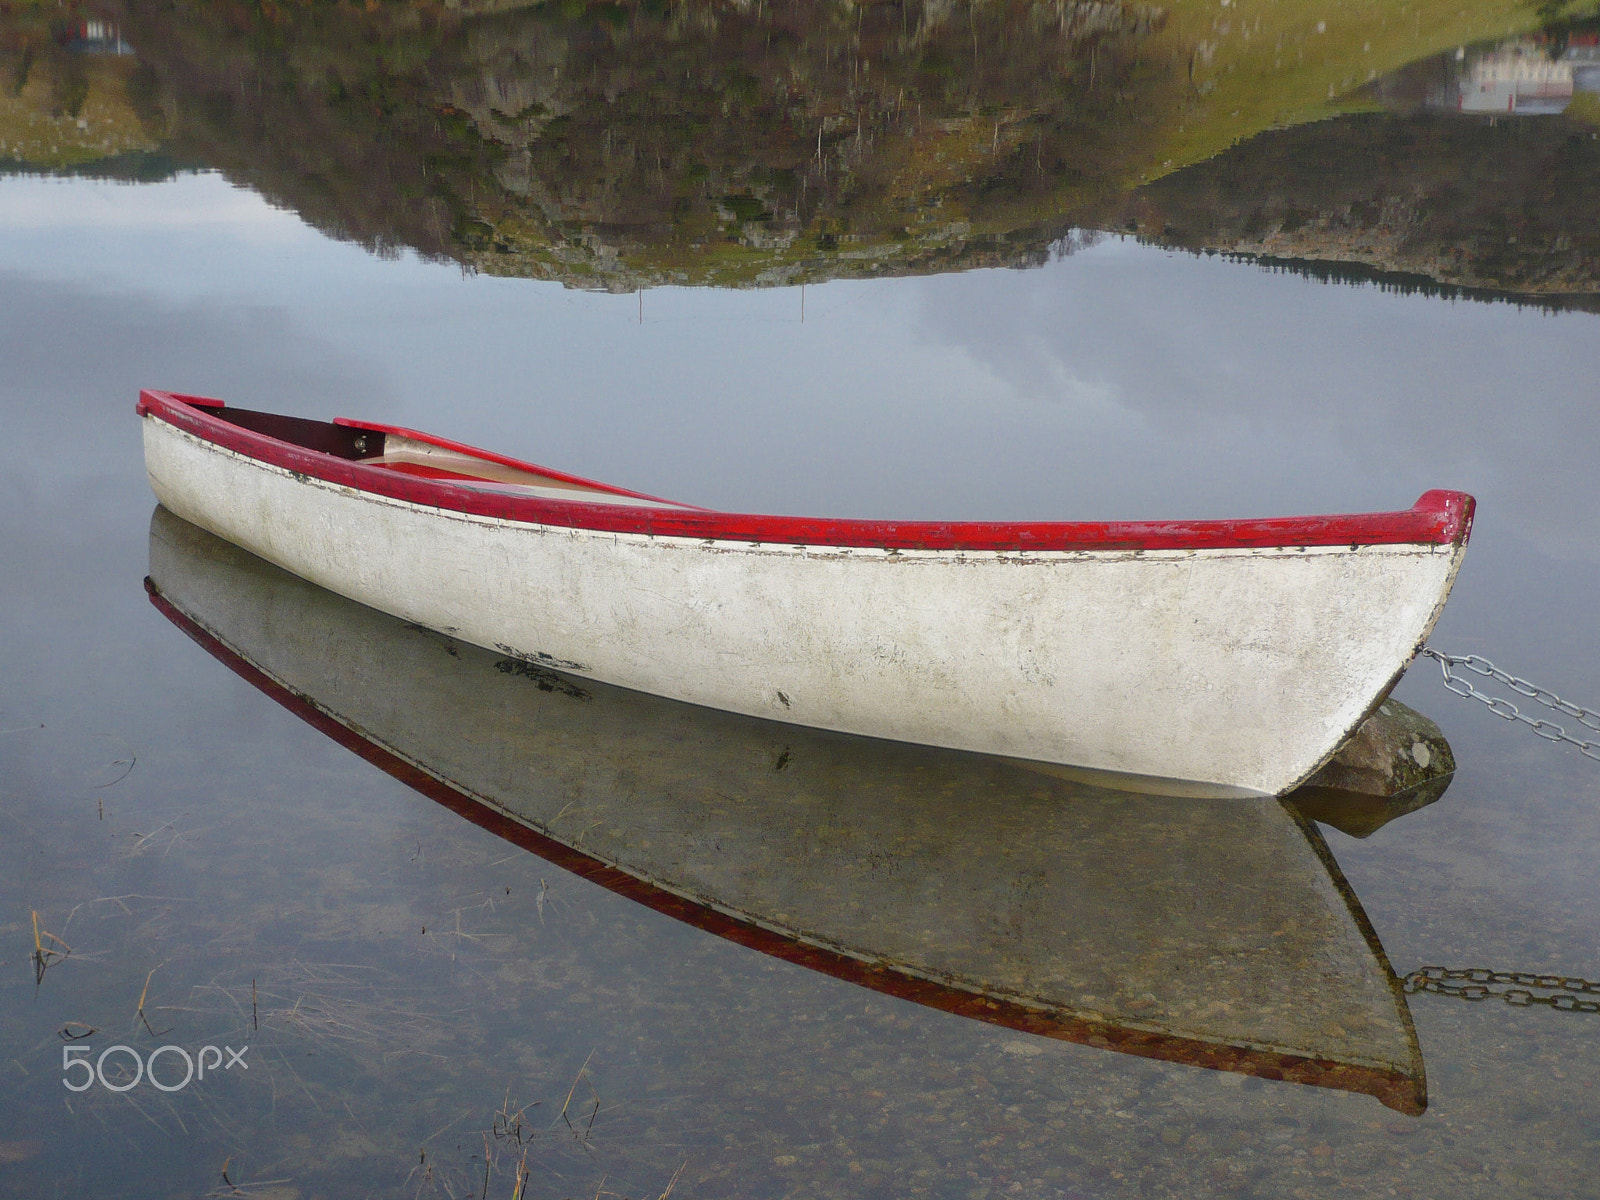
<box><xmin>3</xmin><ymin>172</ymin><xmax>1595</xmax><ymax>577</ymax></box>
<box><xmin>0</xmin><ymin>244</ymin><xmax>396</xmax><ymax>728</ymax></box>
<box><xmin>4</xmin><ymin>170</ymin><xmax>1598</xmax><ymax>813</ymax></box>
<box><xmin>0</xmin><ymin>269</ymin><xmax>392</xmax><ymax>516</ymax></box>
<box><xmin>909</xmin><ymin>238</ymin><xmax>1600</xmax><ymax>561</ymax></box>
<box><xmin>0</xmin><ymin>172</ymin><xmax>309</xmax><ymax>233</ymax></box>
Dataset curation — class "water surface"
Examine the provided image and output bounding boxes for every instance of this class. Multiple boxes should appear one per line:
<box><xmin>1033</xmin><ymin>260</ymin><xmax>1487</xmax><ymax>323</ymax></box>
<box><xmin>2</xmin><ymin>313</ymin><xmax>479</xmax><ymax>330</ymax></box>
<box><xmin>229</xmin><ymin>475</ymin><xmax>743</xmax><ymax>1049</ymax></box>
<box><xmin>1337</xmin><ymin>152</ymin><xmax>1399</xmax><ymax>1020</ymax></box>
<box><xmin>3</xmin><ymin>2</ymin><xmax>1600</xmax><ymax>1197</ymax></box>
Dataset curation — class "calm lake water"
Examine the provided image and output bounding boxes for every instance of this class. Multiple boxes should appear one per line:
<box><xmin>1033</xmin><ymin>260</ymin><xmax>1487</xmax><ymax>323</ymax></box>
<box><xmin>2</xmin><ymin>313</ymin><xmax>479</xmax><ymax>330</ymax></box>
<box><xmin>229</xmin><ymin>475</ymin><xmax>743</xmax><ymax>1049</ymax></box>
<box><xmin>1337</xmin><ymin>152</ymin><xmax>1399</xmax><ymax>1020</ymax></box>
<box><xmin>3</xmin><ymin>2</ymin><xmax>1600</xmax><ymax>1197</ymax></box>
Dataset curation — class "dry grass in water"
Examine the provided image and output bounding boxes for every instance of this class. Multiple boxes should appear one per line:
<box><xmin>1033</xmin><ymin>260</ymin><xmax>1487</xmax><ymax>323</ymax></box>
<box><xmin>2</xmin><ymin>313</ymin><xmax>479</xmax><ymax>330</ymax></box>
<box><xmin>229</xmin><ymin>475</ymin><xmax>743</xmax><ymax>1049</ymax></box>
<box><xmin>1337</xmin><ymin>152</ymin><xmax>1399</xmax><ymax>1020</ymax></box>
<box><xmin>29</xmin><ymin>909</ymin><xmax>70</xmax><ymax>984</ymax></box>
<box><xmin>112</xmin><ymin>822</ymin><xmax>189</xmax><ymax>861</ymax></box>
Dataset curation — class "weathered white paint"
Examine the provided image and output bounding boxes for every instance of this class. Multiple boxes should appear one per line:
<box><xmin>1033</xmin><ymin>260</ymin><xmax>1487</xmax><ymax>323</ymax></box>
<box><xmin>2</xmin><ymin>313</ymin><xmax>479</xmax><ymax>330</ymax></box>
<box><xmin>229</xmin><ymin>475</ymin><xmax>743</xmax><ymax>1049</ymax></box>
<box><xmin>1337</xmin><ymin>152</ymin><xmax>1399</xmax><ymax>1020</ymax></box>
<box><xmin>143</xmin><ymin>416</ymin><xmax>1465</xmax><ymax>796</ymax></box>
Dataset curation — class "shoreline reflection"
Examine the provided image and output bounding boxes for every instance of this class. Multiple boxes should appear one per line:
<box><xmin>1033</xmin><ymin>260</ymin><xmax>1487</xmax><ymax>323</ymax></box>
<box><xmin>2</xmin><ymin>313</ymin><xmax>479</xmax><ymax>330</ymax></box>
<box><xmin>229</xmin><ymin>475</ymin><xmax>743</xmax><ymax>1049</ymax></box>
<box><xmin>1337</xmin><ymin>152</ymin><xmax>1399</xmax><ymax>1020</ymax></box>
<box><xmin>4</xmin><ymin>4</ymin><xmax>1597</xmax><ymax>305</ymax></box>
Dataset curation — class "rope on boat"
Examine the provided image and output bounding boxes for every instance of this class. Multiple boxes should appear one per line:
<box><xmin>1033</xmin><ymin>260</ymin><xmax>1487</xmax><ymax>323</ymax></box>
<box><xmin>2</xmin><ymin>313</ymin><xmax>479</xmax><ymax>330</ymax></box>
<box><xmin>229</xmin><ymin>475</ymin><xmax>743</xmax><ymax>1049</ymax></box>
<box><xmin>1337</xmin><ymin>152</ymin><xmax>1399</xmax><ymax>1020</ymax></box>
<box><xmin>1419</xmin><ymin>647</ymin><xmax>1600</xmax><ymax>763</ymax></box>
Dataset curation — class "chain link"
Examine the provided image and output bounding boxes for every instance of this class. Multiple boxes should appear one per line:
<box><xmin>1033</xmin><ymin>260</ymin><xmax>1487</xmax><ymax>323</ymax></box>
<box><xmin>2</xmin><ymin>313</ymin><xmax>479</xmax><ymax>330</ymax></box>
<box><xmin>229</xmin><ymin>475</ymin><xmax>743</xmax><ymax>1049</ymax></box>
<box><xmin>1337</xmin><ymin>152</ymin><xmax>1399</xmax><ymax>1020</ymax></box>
<box><xmin>1403</xmin><ymin>967</ymin><xmax>1600</xmax><ymax>1015</ymax></box>
<box><xmin>1419</xmin><ymin>647</ymin><xmax>1600</xmax><ymax>763</ymax></box>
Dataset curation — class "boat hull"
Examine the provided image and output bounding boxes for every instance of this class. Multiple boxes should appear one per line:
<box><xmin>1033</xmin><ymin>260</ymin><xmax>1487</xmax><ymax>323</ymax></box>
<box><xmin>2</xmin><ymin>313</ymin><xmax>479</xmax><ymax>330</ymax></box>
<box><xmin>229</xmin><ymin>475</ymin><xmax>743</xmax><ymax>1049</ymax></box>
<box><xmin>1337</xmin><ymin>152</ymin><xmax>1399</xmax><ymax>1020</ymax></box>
<box><xmin>142</xmin><ymin>413</ymin><xmax>1466</xmax><ymax>796</ymax></box>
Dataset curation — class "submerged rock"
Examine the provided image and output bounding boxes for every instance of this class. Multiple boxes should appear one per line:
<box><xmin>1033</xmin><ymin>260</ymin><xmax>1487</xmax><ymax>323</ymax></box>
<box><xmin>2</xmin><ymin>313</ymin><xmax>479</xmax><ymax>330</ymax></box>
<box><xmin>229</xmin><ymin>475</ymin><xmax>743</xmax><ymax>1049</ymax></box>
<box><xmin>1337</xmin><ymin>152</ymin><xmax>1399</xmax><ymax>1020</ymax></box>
<box><xmin>1287</xmin><ymin>700</ymin><xmax>1455</xmax><ymax>838</ymax></box>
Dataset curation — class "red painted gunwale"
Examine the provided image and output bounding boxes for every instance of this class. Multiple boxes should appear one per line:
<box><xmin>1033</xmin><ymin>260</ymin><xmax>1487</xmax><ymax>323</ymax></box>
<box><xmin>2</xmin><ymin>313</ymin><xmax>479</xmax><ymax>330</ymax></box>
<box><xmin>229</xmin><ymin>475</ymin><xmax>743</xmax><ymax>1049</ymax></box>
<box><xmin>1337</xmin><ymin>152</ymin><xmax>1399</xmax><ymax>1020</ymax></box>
<box><xmin>139</xmin><ymin>390</ymin><xmax>1474</xmax><ymax>553</ymax></box>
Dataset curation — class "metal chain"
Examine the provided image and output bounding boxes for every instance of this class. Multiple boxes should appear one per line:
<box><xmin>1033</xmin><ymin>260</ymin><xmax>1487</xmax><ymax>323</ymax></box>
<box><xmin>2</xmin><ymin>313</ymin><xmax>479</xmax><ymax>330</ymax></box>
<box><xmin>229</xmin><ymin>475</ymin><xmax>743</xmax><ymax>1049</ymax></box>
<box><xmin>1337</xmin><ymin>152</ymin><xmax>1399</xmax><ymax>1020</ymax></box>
<box><xmin>1419</xmin><ymin>647</ymin><xmax>1600</xmax><ymax>763</ymax></box>
<box><xmin>1403</xmin><ymin>967</ymin><xmax>1600</xmax><ymax>1015</ymax></box>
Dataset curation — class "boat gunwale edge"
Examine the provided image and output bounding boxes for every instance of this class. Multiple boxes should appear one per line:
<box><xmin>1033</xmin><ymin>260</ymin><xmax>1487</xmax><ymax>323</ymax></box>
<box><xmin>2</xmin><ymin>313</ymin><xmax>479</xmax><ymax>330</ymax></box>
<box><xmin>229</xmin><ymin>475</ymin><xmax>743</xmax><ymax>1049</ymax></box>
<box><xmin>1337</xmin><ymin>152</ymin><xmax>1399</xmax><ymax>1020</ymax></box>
<box><xmin>138</xmin><ymin>390</ymin><xmax>1475</xmax><ymax>554</ymax></box>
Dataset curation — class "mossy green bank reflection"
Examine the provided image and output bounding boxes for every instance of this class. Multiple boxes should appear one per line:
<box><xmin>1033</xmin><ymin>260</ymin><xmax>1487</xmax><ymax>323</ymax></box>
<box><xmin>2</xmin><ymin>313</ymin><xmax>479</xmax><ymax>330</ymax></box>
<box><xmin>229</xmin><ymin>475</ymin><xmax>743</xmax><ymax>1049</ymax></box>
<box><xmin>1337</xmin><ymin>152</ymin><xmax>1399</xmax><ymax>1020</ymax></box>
<box><xmin>4</xmin><ymin>0</ymin><xmax>1599</xmax><ymax>300</ymax></box>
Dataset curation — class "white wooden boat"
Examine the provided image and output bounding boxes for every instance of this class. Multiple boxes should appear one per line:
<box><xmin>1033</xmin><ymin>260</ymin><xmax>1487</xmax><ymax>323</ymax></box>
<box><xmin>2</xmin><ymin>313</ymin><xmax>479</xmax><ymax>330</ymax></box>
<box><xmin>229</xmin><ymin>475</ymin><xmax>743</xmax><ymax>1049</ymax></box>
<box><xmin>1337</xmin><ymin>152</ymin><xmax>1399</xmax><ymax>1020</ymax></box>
<box><xmin>145</xmin><ymin>508</ymin><xmax>1429</xmax><ymax>1113</ymax></box>
<box><xmin>138</xmin><ymin>388</ymin><xmax>1474</xmax><ymax>797</ymax></box>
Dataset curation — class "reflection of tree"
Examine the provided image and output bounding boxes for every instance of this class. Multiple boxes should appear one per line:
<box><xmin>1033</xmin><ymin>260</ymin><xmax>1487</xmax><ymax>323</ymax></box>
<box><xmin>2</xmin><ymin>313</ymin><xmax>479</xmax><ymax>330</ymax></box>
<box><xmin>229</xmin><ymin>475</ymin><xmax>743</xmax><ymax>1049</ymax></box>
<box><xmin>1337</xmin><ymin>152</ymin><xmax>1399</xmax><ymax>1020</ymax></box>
<box><xmin>8</xmin><ymin>2</ymin><xmax>1599</xmax><ymax>301</ymax></box>
<box><xmin>95</xmin><ymin>0</ymin><xmax>1174</xmax><ymax>285</ymax></box>
<box><xmin>1125</xmin><ymin>107</ymin><xmax>1600</xmax><ymax>303</ymax></box>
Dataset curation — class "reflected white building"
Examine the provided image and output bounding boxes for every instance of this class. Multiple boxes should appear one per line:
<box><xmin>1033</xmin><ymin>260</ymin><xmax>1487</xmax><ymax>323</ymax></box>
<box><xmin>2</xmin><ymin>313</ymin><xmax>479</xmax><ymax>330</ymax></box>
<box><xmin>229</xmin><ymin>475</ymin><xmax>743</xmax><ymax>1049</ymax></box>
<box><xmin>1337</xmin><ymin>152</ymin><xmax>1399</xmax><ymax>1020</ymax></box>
<box><xmin>1458</xmin><ymin>44</ymin><xmax>1573</xmax><ymax>114</ymax></box>
<box><xmin>64</xmin><ymin>20</ymin><xmax>133</xmax><ymax>56</ymax></box>
<box><xmin>1567</xmin><ymin>39</ymin><xmax>1600</xmax><ymax>94</ymax></box>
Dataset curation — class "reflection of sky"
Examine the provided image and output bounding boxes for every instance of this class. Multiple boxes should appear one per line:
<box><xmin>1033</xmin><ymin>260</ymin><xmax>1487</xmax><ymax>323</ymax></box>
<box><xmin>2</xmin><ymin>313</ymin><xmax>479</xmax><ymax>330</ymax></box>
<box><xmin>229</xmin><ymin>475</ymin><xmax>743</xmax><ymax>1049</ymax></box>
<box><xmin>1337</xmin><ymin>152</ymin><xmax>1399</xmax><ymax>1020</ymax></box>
<box><xmin>3</xmin><ymin>170</ymin><xmax>1599</xmax><ymax>706</ymax></box>
<box><xmin>7</xmin><ymin>170</ymin><xmax>1600</xmax><ymax>1200</ymax></box>
<box><xmin>5</xmin><ymin>172</ymin><xmax>1596</xmax><ymax>532</ymax></box>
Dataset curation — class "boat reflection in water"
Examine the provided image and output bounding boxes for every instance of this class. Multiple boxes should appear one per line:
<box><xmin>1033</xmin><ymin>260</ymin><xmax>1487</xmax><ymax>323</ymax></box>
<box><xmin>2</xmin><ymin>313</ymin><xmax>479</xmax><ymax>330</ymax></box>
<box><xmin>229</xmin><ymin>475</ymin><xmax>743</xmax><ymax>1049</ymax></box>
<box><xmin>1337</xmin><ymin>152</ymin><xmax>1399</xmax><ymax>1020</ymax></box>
<box><xmin>146</xmin><ymin>507</ymin><xmax>1435</xmax><ymax>1115</ymax></box>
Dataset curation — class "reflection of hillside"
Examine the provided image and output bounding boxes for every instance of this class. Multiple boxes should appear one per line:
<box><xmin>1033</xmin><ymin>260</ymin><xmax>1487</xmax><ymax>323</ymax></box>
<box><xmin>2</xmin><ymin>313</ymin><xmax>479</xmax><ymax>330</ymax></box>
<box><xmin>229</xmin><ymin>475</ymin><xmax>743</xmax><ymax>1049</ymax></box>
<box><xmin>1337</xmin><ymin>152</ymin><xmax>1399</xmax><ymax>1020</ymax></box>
<box><xmin>11</xmin><ymin>1</ymin><xmax>1599</xmax><ymax>300</ymax></box>
<box><xmin>0</xmin><ymin>11</ymin><xmax>159</xmax><ymax>168</ymax></box>
<box><xmin>96</xmin><ymin>0</ymin><xmax>1175</xmax><ymax>287</ymax></box>
<box><xmin>1123</xmin><ymin>110</ymin><xmax>1600</xmax><ymax>302</ymax></box>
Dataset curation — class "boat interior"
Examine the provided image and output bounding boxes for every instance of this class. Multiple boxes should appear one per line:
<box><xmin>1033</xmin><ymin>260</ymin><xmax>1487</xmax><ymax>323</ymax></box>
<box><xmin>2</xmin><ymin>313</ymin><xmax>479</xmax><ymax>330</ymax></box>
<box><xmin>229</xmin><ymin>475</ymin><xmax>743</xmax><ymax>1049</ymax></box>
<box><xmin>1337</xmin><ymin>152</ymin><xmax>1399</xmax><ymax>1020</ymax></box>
<box><xmin>206</xmin><ymin>404</ymin><xmax>690</xmax><ymax>509</ymax></box>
